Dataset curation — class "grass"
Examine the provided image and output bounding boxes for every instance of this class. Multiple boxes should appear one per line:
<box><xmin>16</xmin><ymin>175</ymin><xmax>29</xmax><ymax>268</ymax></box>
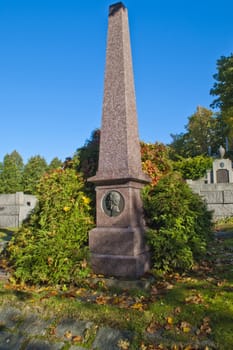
<box><xmin>214</xmin><ymin>217</ymin><xmax>233</xmax><ymax>232</ymax></box>
<box><xmin>0</xmin><ymin>227</ymin><xmax>233</xmax><ymax>349</ymax></box>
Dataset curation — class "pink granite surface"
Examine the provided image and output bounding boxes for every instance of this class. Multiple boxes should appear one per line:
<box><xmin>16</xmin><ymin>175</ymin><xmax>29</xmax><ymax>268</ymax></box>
<box><xmin>89</xmin><ymin>3</ymin><xmax>150</xmax><ymax>185</ymax></box>
<box><xmin>88</xmin><ymin>3</ymin><xmax>151</xmax><ymax>278</ymax></box>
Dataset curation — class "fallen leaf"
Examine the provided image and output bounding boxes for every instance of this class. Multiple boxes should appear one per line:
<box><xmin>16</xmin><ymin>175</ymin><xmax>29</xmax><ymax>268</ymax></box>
<box><xmin>95</xmin><ymin>295</ymin><xmax>110</xmax><ymax>305</ymax></box>
<box><xmin>117</xmin><ymin>339</ymin><xmax>130</xmax><ymax>350</ymax></box>
<box><xmin>131</xmin><ymin>302</ymin><xmax>144</xmax><ymax>311</ymax></box>
<box><xmin>180</xmin><ymin>321</ymin><xmax>192</xmax><ymax>333</ymax></box>
<box><xmin>185</xmin><ymin>292</ymin><xmax>204</xmax><ymax>304</ymax></box>
<box><xmin>146</xmin><ymin>321</ymin><xmax>161</xmax><ymax>334</ymax></box>
<box><xmin>217</xmin><ymin>280</ymin><xmax>226</xmax><ymax>287</ymax></box>
<box><xmin>63</xmin><ymin>291</ymin><xmax>77</xmax><ymax>299</ymax></box>
<box><xmin>64</xmin><ymin>330</ymin><xmax>72</xmax><ymax>339</ymax></box>
<box><xmin>40</xmin><ymin>290</ymin><xmax>58</xmax><ymax>301</ymax></box>
<box><xmin>174</xmin><ymin>307</ymin><xmax>181</xmax><ymax>314</ymax></box>
<box><xmin>199</xmin><ymin>317</ymin><xmax>212</xmax><ymax>335</ymax></box>
<box><xmin>48</xmin><ymin>326</ymin><xmax>56</xmax><ymax>335</ymax></box>
<box><xmin>166</xmin><ymin>316</ymin><xmax>173</xmax><ymax>325</ymax></box>
<box><xmin>72</xmin><ymin>335</ymin><xmax>83</xmax><ymax>343</ymax></box>
<box><xmin>151</xmin><ymin>286</ymin><xmax>159</xmax><ymax>295</ymax></box>
<box><xmin>76</xmin><ymin>288</ymin><xmax>87</xmax><ymax>296</ymax></box>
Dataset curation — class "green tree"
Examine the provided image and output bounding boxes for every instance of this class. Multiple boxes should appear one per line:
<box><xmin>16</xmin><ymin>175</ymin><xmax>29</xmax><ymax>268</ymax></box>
<box><xmin>48</xmin><ymin>157</ymin><xmax>63</xmax><ymax>171</ymax></box>
<box><xmin>75</xmin><ymin>129</ymin><xmax>100</xmax><ymax>208</ymax></box>
<box><xmin>0</xmin><ymin>151</ymin><xmax>24</xmax><ymax>193</ymax></box>
<box><xmin>76</xmin><ymin>129</ymin><xmax>100</xmax><ymax>179</ymax></box>
<box><xmin>170</xmin><ymin>106</ymin><xmax>226</xmax><ymax>158</ymax></box>
<box><xmin>210</xmin><ymin>53</ymin><xmax>233</xmax><ymax>146</ymax></box>
<box><xmin>22</xmin><ymin>155</ymin><xmax>48</xmax><ymax>194</ymax></box>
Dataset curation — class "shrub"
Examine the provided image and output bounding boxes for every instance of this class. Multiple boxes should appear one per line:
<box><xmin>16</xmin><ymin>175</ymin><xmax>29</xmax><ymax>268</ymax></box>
<box><xmin>7</xmin><ymin>168</ymin><xmax>94</xmax><ymax>285</ymax></box>
<box><xmin>173</xmin><ymin>155</ymin><xmax>212</xmax><ymax>180</ymax></box>
<box><xmin>142</xmin><ymin>172</ymin><xmax>213</xmax><ymax>273</ymax></box>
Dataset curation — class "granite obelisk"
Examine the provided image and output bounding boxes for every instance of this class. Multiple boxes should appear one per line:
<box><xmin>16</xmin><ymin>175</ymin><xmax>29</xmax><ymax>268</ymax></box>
<box><xmin>88</xmin><ymin>2</ymin><xmax>151</xmax><ymax>278</ymax></box>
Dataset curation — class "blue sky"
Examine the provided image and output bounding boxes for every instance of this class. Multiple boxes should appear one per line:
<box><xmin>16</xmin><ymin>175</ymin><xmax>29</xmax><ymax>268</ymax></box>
<box><xmin>1</xmin><ymin>0</ymin><xmax>233</xmax><ymax>163</ymax></box>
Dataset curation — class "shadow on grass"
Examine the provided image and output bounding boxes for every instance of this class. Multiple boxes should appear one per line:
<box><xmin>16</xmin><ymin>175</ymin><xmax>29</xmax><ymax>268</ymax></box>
<box><xmin>0</xmin><ymin>228</ymin><xmax>15</xmax><ymax>242</ymax></box>
<box><xmin>0</xmin><ymin>287</ymin><xmax>33</xmax><ymax>301</ymax></box>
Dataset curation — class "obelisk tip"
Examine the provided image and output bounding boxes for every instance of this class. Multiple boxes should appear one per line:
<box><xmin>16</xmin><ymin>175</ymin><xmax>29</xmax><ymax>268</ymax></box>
<box><xmin>109</xmin><ymin>2</ymin><xmax>126</xmax><ymax>16</ymax></box>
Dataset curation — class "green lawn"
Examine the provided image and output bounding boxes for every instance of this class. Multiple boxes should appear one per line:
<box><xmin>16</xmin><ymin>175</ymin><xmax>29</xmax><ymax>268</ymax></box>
<box><xmin>0</xmin><ymin>228</ymin><xmax>233</xmax><ymax>349</ymax></box>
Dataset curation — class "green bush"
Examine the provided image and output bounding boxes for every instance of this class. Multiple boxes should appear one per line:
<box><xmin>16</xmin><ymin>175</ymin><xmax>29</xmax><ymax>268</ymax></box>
<box><xmin>142</xmin><ymin>172</ymin><xmax>213</xmax><ymax>273</ymax></box>
<box><xmin>7</xmin><ymin>168</ymin><xmax>94</xmax><ymax>285</ymax></box>
<box><xmin>173</xmin><ymin>155</ymin><xmax>212</xmax><ymax>180</ymax></box>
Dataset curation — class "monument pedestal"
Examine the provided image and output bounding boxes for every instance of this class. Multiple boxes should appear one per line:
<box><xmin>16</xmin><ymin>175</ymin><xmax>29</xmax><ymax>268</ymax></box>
<box><xmin>89</xmin><ymin>180</ymin><xmax>150</xmax><ymax>278</ymax></box>
<box><xmin>89</xmin><ymin>227</ymin><xmax>150</xmax><ymax>278</ymax></box>
<box><xmin>90</xmin><ymin>251</ymin><xmax>150</xmax><ymax>278</ymax></box>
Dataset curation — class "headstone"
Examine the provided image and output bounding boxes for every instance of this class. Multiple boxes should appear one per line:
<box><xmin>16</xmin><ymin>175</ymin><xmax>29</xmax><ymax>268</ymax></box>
<box><xmin>216</xmin><ymin>169</ymin><xmax>229</xmax><ymax>183</ymax></box>
<box><xmin>88</xmin><ymin>2</ymin><xmax>151</xmax><ymax>278</ymax></box>
<box><xmin>212</xmin><ymin>147</ymin><xmax>233</xmax><ymax>184</ymax></box>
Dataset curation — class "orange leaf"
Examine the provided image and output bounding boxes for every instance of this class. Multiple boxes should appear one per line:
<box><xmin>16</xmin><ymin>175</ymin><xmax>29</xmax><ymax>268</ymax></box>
<box><xmin>49</xmin><ymin>326</ymin><xmax>56</xmax><ymax>335</ymax></box>
<box><xmin>96</xmin><ymin>295</ymin><xmax>110</xmax><ymax>305</ymax></box>
<box><xmin>72</xmin><ymin>335</ymin><xmax>83</xmax><ymax>343</ymax></box>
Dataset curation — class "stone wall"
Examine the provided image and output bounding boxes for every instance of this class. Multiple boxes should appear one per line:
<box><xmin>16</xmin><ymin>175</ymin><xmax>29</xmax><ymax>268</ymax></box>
<box><xmin>0</xmin><ymin>192</ymin><xmax>37</xmax><ymax>228</ymax></box>
<box><xmin>188</xmin><ymin>181</ymin><xmax>233</xmax><ymax>220</ymax></box>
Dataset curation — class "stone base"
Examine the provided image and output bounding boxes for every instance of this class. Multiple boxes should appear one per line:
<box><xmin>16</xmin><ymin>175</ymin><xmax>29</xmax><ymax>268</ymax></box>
<box><xmin>89</xmin><ymin>226</ymin><xmax>147</xmax><ymax>256</ymax></box>
<box><xmin>90</xmin><ymin>251</ymin><xmax>150</xmax><ymax>278</ymax></box>
<box><xmin>89</xmin><ymin>226</ymin><xmax>151</xmax><ymax>278</ymax></box>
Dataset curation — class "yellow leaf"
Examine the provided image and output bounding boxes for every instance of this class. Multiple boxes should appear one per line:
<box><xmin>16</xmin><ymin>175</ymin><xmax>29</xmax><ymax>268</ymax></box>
<box><xmin>167</xmin><ymin>316</ymin><xmax>173</xmax><ymax>325</ymax></box>
<box><xmin>64</xmin><ymin>330</ymin><xmax>72</xmax><ymax>339</ymax></box>
<box><xmin>183</xmin><ymin>326</ymin><xmax>191</xmax><ymax>333</ymax></box>
<box><xmin>172</xmin><ymin>345</ymin><xmax>179</xmax><ymax>350</ymax></box>
<box><xmin>63</xmin><ymin>206</ymin><xmax>70</xmax><ymax>212</ymax></box>
<box><xmin>131</xmin><ymin>302</ymin><xmax>144</xmax><ymax>311</ymax></box>
<box><xmin>180</xmin><ymin>321</ymin><xmax>192</xmax><ymax>333</ymax></box>
<box><xmin>76</xmin><ymin>288</ymin><xmax>87</xmax><ymax>296</ymax></box>
<box><xmin>82</xmin><ymin>196</ymin><xmax>91</xmax><ymax>205</ymax></box>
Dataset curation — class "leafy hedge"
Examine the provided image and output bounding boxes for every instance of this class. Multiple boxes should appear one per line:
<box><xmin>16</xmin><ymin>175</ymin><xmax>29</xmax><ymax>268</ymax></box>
<box><xmin>142</xmin><ymin>172</ymin><xmax>213</xmax><ymax>273</ymax></box>
<box><xmin>173</xmin><ymin>155</ymin><xmax>212</xmax><ymax>180</ymax></box>
<box><xmin>7</xmin><ymin>168</ymin><xmax>94</xmax><ymax>285</ymax></box>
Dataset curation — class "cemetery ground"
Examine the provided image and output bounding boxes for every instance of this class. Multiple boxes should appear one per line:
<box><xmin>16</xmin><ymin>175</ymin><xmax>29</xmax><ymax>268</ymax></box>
<box><xmin>0</xmin><ymin>226</ymin><xmax>233</xmax><ymax>350</ymax></box>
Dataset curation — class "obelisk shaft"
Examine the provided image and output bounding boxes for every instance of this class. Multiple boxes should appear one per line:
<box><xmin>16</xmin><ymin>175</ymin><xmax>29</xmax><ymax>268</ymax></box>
<box><xmin>90</xmin><ymin>2</ymin><xmax>149</xmax><ymax>184</ymax></box>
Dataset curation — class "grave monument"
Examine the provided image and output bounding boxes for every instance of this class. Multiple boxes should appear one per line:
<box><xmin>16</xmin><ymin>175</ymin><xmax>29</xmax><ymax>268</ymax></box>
<box><xmin>188</xmin><ymin>146</ymin><xmax>233</xmax><ymax>220</ymax></box>
<box><xmin>88</xmin><ymin>2</ymin><xmax>151</xmax><ymax>278</ymax></box>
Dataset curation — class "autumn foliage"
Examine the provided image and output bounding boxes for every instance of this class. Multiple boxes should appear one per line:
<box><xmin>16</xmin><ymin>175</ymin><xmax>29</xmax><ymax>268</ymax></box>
<box><xmin>140</xmin><ymin>142</ymin><xmax>172</xmax><ymax>186</ymax></box>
